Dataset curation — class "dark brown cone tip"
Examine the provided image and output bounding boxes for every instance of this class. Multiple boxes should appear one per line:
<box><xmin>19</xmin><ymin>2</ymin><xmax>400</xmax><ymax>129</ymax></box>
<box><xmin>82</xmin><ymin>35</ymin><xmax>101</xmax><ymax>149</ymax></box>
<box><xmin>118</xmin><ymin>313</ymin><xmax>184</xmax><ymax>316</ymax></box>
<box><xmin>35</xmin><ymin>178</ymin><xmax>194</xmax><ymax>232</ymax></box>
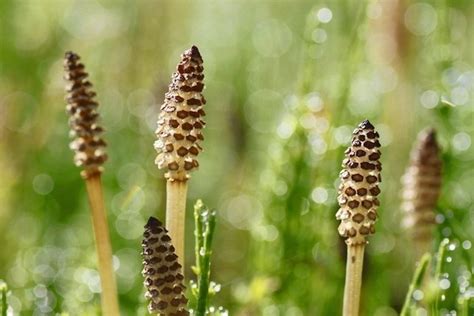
<box><xmin>359</xmin><ymin>119</ymin><xmax>374</xmax><ymax>130</ymax></box>
<box><xmin>64</xmin><ymin>51</ymin><xmax>107</xmax><ymax>179</ymax></box>
<box><xmin>421</xmin><ymin>128</ymin><xmax>437</xmax><ymax>148</ymax></box>
<box><xmin>65</xmin><ymin>51</ymin><xmax>79</xmax><ymax>61</ymax></box>
<box><xmin>154</xmin><ymin>46</ymin><xmax>206</xmax><ymax>181</ymax></box>
<box><xmin>146</xmin><ymin>216</ymin><xmax>162</xmax><ymax>228</ymax></box>
<box><xmin>142</xmin><ymin>217</ymin><xmax>188</xmax><ymax>315</ymax></box>
<box><xmin>336</xmin><ymin>121</ymin><xmax>382</xmax><ymax>245</ymax></box>
<box><xmin>189</xmin><ymin>45</ymin><xmax>202</xmax><ymax>61</ymax></box>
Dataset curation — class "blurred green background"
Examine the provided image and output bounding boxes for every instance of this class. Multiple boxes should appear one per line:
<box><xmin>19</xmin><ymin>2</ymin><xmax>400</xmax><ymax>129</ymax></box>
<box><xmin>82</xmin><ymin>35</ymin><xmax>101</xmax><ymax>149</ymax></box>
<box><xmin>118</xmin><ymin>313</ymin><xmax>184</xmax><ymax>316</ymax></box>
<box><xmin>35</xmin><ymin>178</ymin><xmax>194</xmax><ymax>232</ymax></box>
<box><xmin>0</xmin><ymin>0</ymin><xmax>473</xmax><ymax>315</ymax></box>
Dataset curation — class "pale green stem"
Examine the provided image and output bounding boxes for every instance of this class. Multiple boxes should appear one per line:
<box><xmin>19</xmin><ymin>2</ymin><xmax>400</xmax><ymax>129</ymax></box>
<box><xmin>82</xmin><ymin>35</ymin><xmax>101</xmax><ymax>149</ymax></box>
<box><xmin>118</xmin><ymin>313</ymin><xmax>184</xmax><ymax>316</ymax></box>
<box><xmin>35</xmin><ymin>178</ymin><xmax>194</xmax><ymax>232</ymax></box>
<box><xmin>400</xmin><ymin>253</ymin><xmax>432</xmax><ymax>316</ymax></box>
<box><xmin>193</xmin><ymin>201</ymin><xmax>217</xmax><ymax>316</ymax></box>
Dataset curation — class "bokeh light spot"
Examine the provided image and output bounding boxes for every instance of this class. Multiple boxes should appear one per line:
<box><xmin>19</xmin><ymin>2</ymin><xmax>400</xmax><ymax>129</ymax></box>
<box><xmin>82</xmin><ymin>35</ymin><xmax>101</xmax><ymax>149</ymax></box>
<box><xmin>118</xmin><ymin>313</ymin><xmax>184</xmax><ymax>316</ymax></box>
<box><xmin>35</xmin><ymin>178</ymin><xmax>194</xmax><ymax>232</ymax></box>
<box><xmin>311</xmin><ymin>187</ymin><xmax>328</xmax><ymax>204</ymax></box>
<box><xmin>439</xmin><ymin>278</ymin><xmax>451</xmax><ymax>290</ymax></box>
<box><xmin>413</xmin><ymin>289</ymin><xmax>424</xmax><ymax>301</ymax></box>
<box><xmin>312</xmin><ymin>28</ymin><xmax>327</xmax><ymax>44</ymax></box>
<box><xmin>420</xmin><ymin>90</ymin><xmax>439</xmax><ymax>109</ymax></box>
<box><xmin>450</xmin><ymin>86</ymin><xmax>469</xmax><ymax>106</ymax></box>
<box><xmin>462</xmin><ymin>240</ymin><xmax>472</xmax><ymax>250</ymax></box>
<box><xmin>253</xmin><ymin>19</ymin><xmax>293</xmax><ymax>57</ymax></box>
<box><xmin>334</xmin><ymin>126</ymin><xmax>352</xmax><ymax>146</ymax></box>
<box><xmin>305</xmin><ymin>92</ymin><xmax>324</xmax><ymax>112</ymax></box>
<box><xmin>452</xmin><ymin>132</ymin><xmax>471</xmax><ymax>151</ymax></box>
<box><xmin>33</xmin><ymin>174</ymin><xmax>54</xmax><ymax>195</ymax></box>
<box><xmin>277</xmin><ymin>116</ymin><xmax>296</xmax><ymax>139</ymax></box>
<box><xmin>404</xmin><ymin>3</ymin><xmax>437</xmax><ymax>36</ymax></box>
<box><xmin>317</xmin><ymin>8</ymin><xmax>333</xmax><ymax>23</ymax></box>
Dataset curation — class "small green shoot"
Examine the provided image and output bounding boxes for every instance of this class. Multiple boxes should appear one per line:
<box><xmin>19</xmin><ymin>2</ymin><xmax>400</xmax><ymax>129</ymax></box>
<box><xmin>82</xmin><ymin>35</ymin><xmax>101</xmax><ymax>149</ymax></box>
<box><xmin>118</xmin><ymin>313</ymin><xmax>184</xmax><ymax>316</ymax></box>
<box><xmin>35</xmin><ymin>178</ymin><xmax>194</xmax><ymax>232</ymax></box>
<box><xmin>400</xmin><ymin>253</ymin><xmax>432</xmax><ymax>316</ymax></box>
<box><xmin>192</xmin><ymin>200</ymin><xmax>225</xmax><ymax>316</ymax></box>
<box><xmin>432</xmin><ymin>238</ymin><xmax>450</xmax><ymax>314</ymax></box>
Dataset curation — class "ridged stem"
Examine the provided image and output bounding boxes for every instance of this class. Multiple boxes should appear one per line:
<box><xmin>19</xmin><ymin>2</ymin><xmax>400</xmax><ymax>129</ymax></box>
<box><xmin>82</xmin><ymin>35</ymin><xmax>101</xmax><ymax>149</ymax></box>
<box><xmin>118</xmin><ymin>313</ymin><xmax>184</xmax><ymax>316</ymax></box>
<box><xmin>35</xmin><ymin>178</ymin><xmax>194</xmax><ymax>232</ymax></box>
<box><xmin>194</xmin><ymin>201</ymin><xmax>216</xmax><ymax>316</ymax></box>
<box><xmin>85</xmin><ymin>175</ymin><xmax>120</xmax><ymax>316</ymax></box>
<box><xmin>343</xmin><ymin>244</ymin><xmax>365</xmax><ymax>316</ymax></box>
<box><xmin>166</xmin><ymin>180</ymin><xmax>188</xmax><ymax>268</ymax></box>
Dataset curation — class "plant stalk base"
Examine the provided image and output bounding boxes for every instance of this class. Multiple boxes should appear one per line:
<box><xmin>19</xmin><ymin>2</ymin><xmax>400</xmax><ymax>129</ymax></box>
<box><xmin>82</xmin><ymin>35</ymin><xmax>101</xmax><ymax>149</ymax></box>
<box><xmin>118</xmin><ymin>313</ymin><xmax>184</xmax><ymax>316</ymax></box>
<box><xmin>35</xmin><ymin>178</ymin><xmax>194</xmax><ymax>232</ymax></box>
<box><xmin>166</xmin><ymin>180</ymin><xmax>188</xmax><ymax>268</ymax></box>
<box><xmin>343</xmin><ymin>243</ymin><xmax>365</xmax><ymax>316</ymax></box>
<box><xmin>86</xmin><ymin>175</ymin><xmax>120</xmax><ymax>316</ymax></box>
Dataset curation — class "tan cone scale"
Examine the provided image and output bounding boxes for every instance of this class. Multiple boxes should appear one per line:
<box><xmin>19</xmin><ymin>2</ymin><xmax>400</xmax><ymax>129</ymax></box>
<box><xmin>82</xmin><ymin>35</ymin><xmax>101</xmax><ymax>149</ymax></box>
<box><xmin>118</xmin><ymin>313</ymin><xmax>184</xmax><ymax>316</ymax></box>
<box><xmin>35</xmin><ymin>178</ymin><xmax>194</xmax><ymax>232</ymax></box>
<box><xmin>142</xmin><ymin>217</ymin><xmax>189</xmax><ymax>316</ymax></box>
<box><xmin>401</xmin><ymin>128</ymin><xmax>442</xmax><ymax>241</ymax></box>
<box><xmin>154</xmin><ymin>46</ymin><xmax>206</xmax><ymax>182</ymax></box>
<box><xmin>336</xmin><ymin>120</ymin><xmax>382</xmax><ymax>245</ymax></box>
<box><xmin>64</xmin><ymin>51</ymin><xmax>107</xmax><ymax>179</ymax></box>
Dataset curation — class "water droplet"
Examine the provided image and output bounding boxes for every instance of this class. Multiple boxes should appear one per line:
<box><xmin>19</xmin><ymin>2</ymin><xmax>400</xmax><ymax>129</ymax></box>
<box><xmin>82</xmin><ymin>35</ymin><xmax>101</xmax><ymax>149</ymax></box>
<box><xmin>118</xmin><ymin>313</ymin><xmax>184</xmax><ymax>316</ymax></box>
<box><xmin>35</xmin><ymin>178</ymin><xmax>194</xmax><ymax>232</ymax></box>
<box><xmin>435</xmin><ymin>214</ymin><xmax>445</xmax><ymax>224</ymax></box>
<box><xmin>305</xmin><ymin>92</ymin><xmax>324</xmax><ymax>112</ymax></box>
<box><xmin>439</xmin><ymin>279</ymin><xmax>451</xmax><ymax>290</ymax></box>
<box><xmin>277</xmin><ymin>116</ymin><xmax>296</xmax><ymax>139</ymax></box>
<box><xmin>415</xmin><ymin>307</ymin><xmax>428</xmax><ymax>316</ymax></box>
<box><xmin>452</xmin><ymin>132</ymin><xmax>471</xmax><ymax>151</ymax></box>
<box><xmin>211</xmin><ymin>281</ymin><xmax>222</xmax><ymax>292</ymax></box>
<box><xmin>442</xmin><ymin>227</ymin><xmax>452</xmax><ymax>237</ymax></box>
<box><xmin>311</xmin><ymin>187</ymin><xmax>328</xmax><ymax>204</ymax></box>
<box><xmin>317</xmin><ymin>8</ymin><xmax>333</xmax><ymax>23</ymax></box>
<box><xmin>451</xmin><ymin>86</ymin><xmax>469</xmax><ymax>105</ymax></box>
<box><xmin>420</xmin><ymin>90</ymin><xmax>439</xmax><ymax>109</ymax></box>
<box><xmin>446</xmin><ymin>256</ymin><xmax>452</xmax><ymax>263</ymax></box>
<box><xmin>413</xmin><ymin>289</ymin><xmax>424</xmax><ymax>301</ymax></box>
<box><xmin>448</xmin><ymin>243</ymin><xmax>456</xmax><ymax>251</ymax></box>
<box><xmin>462</xmin><ymin>240</ymin><xmax>472</xmax><ymax>250</ymax></box>
<box><xmin>199</xmin><ymin>247</ymin><xmax>206</xmax><ymax>257</ymax></box>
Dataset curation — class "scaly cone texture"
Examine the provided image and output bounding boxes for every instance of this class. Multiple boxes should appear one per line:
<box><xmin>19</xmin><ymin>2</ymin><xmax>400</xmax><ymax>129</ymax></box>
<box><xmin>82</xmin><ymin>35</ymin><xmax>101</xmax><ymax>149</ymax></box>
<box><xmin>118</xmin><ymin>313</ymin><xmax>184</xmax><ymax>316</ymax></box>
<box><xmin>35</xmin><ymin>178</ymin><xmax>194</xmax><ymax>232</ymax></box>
<box><xmin>154</xmin><ymin>46</ymin><xmax>206</xmax><ymax>182</ymax></box>
<box><xmin>401</xmin><ymin>128</ymin><xmax>442</xmax><ymax>242</ymax></box>
<box><xmin>142</xmin><ymin>217</ymin><xmax>189</xmax><ymax>316</ymax></box>
<box><xmin>336</xmin><ymin>120</ymin><xmax>382</xmax><ymax>245</ymax></box>
<box><xmin>64</xmin><ymin>51</ymin><xmax>107</xmax><ymax>179</ymax></box>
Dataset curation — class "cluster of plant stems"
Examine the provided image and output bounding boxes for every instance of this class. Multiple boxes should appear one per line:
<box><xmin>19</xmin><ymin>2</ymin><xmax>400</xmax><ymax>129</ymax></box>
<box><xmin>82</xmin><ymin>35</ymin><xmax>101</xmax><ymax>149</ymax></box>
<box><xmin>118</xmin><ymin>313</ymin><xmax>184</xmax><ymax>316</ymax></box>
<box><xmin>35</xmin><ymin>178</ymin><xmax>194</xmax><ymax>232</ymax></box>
<box><xmin>1</xmin><ymin>2</ymin><xmax>471</xmax><ymax>314</ymax></box>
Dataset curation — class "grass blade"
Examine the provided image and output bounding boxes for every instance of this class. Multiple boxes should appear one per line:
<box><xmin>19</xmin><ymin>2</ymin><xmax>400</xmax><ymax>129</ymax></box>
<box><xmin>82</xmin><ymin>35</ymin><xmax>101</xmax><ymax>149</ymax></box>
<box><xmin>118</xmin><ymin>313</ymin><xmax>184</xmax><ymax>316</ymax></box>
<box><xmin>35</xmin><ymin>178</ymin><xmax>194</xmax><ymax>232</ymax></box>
<box><xmin>432</xmin><ymin>238</ymin><xmax>449</xmax><ymax>314</ymax></box>
<box><xmin>400</xmin><ymin>253</ymin><xmax>432</xmax><ymax>316</ymax></box>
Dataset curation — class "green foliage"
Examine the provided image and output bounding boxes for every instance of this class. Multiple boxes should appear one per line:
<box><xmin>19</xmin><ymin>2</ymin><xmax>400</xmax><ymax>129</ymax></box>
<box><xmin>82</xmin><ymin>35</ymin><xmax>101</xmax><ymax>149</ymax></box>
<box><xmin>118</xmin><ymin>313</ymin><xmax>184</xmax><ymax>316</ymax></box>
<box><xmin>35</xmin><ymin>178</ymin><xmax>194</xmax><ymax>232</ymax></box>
<box><xmin>191</xmin><ymin>200</ymin><xmax>226</xmax><ymax>316</ymax></box>
<box><xmin>1</xmin><ymin>280</ymin><xmax>7</xmax><ymax>316</ymax></box>
<box><xmin>401</xmin><ymin>239</ymin><xmax>474</xmax><ymax>316</ymax></box>
<box><xmin>0</xmin><ymin>0</ymin><xmax>472</xmax><ymax>315</ymax></box>
<box><xmin>400</xmin><ymin>254</ymin><xmax>431</xmax><ymax>316</ymax></box>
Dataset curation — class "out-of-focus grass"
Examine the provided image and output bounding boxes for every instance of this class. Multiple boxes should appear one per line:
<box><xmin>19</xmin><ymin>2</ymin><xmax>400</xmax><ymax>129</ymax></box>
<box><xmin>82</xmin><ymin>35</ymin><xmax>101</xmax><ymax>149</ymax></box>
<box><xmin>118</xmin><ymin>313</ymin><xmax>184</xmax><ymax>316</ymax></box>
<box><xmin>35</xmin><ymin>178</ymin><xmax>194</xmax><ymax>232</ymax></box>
<box><xmin>1</xmin><ymin>280</ymin><xmax>7</xmax><ymax>316</ymax></box>
<box><xmin>400</xmin><ymin>253</ymin><xmax>431</xmax><ymax>316</ymax></box>
<box><xmin>0</xmin><ymin>0</ymin><xmax>472</xmax><ymax>315</ymax></box>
